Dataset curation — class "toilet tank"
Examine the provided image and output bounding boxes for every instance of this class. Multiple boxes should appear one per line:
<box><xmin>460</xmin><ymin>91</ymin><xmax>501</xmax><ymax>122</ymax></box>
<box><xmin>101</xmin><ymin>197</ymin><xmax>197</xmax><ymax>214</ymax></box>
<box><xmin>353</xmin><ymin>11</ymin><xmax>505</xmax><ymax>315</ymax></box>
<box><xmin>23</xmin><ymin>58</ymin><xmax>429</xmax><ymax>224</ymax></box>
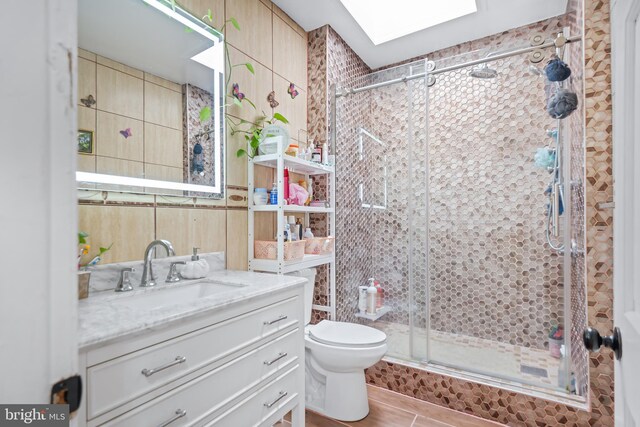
<box><xmin>287</xmin><ymin>268</ymin><xmax>316</xmax><ymax>325</ymax></box>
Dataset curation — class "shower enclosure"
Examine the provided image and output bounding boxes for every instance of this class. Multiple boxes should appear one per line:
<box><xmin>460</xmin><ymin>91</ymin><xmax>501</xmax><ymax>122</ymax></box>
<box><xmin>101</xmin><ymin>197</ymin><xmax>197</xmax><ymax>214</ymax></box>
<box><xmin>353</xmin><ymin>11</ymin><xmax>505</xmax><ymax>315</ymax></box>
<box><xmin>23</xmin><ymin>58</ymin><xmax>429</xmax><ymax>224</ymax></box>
<box><xmin>332</xmin><ymin>32</ymin><xmax>587</xmax><ymax>401</ymax></box>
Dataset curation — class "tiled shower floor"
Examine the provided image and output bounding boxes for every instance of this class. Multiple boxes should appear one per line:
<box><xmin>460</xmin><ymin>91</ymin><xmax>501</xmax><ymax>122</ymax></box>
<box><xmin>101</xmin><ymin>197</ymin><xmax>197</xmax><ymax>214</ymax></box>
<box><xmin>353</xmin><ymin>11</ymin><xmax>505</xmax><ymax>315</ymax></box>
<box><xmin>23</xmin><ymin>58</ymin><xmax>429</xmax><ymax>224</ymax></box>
<box><xmin>375</xmin><ymin>321</ymin><xmax>563</xmax><ymax>390</ymax></box>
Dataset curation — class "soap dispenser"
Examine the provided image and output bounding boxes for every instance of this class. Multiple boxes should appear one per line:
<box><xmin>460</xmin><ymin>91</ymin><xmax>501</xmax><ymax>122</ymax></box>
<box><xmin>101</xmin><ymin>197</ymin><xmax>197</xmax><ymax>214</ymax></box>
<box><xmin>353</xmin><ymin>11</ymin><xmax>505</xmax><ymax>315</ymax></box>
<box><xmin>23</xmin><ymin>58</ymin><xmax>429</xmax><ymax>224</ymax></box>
<box><xmin>191</xmin><ymin>247</ymin><xmax>200</xmax><ymax>261</ymax></box>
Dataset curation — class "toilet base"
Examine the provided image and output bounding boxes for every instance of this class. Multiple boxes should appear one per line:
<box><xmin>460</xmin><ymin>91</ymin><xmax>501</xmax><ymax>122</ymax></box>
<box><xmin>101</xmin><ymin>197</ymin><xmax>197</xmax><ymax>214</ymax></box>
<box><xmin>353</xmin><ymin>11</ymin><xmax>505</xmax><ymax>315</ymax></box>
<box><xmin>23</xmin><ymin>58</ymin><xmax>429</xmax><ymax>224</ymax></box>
<box><xmin>305</xmin><ymin>357</ymin><xmax>370</xmax><ymax>422</ymax></box>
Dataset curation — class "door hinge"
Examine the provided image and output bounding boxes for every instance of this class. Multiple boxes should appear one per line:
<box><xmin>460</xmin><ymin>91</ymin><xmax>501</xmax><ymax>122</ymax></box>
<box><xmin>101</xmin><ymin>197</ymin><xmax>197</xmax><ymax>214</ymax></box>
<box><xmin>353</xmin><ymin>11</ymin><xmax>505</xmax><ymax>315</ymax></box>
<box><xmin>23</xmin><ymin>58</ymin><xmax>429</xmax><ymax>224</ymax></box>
<box><xmin>51</xmin><ymin>375</ymin><xmax>82</xmax><ymax>414</ymax></box>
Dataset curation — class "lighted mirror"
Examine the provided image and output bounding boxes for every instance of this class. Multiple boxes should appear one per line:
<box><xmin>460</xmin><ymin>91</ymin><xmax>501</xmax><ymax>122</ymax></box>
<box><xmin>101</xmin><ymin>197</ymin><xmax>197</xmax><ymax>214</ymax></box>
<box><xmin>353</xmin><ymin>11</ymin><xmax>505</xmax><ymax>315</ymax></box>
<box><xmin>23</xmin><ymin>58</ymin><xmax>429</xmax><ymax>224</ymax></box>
<box><xmin>77</xmin><ymin>0</ymin><xmax>224</xmax><ymax>197</ymax></box>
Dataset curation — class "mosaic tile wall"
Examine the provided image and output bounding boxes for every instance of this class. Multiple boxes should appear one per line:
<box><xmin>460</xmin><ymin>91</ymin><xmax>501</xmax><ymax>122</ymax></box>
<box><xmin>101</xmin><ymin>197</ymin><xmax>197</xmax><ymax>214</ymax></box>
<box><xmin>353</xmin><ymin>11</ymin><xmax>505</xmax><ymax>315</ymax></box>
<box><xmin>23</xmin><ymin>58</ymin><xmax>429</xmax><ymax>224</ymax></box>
<box><xmin>183</xmin><ymin>83</ymin><xmax>224</xmax><ymax>196</ymax></box>
<box><xmin>307</xmin><ymin>26</ymin><xmax>371</xmax><ymax>324</ymax></box>
<box><xmin>308</xmin><ymin>0</ymin><xmax>615</xmax><ymax>423</ymax></box>
<box><xmin>424</xmin><ymin>54</ymin><xmax>563</xmax><ymax>350</ymax></box>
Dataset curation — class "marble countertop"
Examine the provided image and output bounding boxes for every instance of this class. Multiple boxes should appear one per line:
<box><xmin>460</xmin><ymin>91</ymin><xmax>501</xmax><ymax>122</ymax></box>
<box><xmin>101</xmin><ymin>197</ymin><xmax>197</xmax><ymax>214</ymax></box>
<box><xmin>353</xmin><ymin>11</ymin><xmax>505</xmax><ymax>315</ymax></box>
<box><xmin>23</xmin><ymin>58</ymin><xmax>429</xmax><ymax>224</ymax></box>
<box><xmin>78</xmin><ymin>270</ymin><xmax>306</xmax><ymax>350</ymax></box>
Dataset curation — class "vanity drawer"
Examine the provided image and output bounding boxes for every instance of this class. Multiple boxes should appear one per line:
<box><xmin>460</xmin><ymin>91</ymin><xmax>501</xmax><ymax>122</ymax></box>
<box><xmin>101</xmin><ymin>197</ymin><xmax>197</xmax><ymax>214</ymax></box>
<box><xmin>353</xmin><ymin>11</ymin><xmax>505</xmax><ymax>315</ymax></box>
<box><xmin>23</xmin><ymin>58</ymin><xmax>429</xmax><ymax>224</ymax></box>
<box><xmin>204</xmin><ymin>366</ymin><xmax>299</xmax><ymax>427</ymax></box>
<box><xmin>87</xmin><ymin>296</ymin><xmax>300</xmax><ymax>420</ymax></box>
<box><xmin>98</xmin><ymin>329</ymin><xmax>300</xmax><ymax>427</ymax></box>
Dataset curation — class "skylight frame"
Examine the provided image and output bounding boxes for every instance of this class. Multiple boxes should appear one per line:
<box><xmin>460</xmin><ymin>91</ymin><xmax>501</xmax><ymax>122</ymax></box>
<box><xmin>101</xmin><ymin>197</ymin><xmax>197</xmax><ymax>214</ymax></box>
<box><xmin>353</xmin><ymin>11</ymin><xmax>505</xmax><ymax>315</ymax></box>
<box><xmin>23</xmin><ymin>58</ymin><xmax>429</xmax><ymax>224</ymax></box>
<box><xmin>339</xmin><ymin>0</ymin><xmax>478</xmax><ymax>45</ymax></box>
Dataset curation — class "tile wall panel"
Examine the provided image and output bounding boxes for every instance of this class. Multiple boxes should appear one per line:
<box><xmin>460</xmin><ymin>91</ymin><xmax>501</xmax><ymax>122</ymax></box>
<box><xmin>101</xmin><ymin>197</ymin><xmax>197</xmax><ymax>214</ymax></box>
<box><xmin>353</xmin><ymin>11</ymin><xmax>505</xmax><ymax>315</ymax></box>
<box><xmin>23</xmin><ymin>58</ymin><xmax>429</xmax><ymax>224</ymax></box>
<box><xmin>78</xmin><ymin>205</ymin><xmax>155</xmax><ymax>264</ymax></box>
<box><xmin>156</xmin><ymin>207</ymin><xmax>227</xmax><ymax>255</ymax></box>
<box><xmin>225</xmin><ymin>0</ymin><xmax>273</xmax><ymax>68</ymax></box>
<box><xmin>96</xmin><ymin>64</ymin><xmax>144</xmax><ymax>120</ymax></box>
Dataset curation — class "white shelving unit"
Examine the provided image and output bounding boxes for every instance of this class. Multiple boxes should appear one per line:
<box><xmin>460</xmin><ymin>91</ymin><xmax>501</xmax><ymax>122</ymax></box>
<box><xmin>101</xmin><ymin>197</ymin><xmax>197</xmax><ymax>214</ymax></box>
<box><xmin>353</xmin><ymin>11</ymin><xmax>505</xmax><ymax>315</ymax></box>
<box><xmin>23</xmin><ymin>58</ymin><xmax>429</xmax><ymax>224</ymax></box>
<box><xmin>248</xmin><ymin>139</ymin><xmax>336</xmax><ymax>319</ymax></box>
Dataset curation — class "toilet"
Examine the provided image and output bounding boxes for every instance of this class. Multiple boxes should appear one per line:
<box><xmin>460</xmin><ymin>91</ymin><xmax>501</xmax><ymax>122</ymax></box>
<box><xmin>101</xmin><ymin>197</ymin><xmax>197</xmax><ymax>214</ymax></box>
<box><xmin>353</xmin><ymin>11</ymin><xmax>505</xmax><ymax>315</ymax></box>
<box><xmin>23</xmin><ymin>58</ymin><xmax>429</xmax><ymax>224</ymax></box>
<box><xmin>292</xmin><ymin>269</ymin><xmax>388</xmax><ymax>422</ymax></box>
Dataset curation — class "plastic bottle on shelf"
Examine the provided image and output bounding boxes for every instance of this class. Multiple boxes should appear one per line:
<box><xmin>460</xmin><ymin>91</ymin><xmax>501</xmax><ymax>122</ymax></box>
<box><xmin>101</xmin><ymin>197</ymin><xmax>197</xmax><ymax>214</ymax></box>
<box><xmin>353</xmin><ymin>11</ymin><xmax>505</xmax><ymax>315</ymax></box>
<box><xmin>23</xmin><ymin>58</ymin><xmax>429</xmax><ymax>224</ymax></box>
<box><xmin>366</xmin><ymin>278</ymin><xmax>377</xmax><ymax>315</ymax></box>
<box><xmin>374</xmin><ymin>279</ymin><xmax>384</xmax><ymax>309</ymax></box>
<box><xmin>287</xmin><ymin>216</ymin><xmax>298</xmax><ymax>241</ymax></box>
<box><xmin>284</xmin><ymin>223</ymin><xmax>292</xmax><ymax>242</ymax></box>
<box><xmin>283</xmin><ymin>168</ymin><xmax>290</xmax><ymax>202</ymax></box>
<box><xmin>269</xmin><ymin>183</ymin><xmax>278</xmax><ymax>205</ymax></box>
<box><xmin>296</xmin><ymin>218</ymin><xmax>303</xmax><ymax>240</ymax></box>
<box><xmin>322</xmin><ymin>142</ymin><xmax>328</xmax><ymax>165</ymax></box>
<box><xmin>306</xmin><ymin>179</ymin><xmax>313</xmax><ymax>206</ymax></box>
<box><xmin>303</xmin><ymin>228</ymin><xmax>314</xmax><ymax>239</ymax></box>
<box><xmin>358</xmin><ymin>286</ymin><xmax>368</xmax><ymax>314</ymax></box>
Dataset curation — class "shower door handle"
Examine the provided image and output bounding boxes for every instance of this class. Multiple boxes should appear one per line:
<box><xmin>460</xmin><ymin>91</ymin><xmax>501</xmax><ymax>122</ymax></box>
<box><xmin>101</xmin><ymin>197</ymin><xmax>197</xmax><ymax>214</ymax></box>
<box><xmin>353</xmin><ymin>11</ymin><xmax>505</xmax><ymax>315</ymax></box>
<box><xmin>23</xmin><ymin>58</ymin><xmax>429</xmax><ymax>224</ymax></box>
<box><xmin>583</xmin><ymin>327</ymin><xmax>622</xmax><ymax>360</ymax></box>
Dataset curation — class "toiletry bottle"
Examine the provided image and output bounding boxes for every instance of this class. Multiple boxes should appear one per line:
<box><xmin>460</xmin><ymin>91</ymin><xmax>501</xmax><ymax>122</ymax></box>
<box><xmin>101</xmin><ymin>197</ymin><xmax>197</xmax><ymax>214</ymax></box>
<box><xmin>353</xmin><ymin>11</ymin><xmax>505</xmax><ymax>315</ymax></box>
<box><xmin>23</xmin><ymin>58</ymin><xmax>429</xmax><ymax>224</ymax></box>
<box><xmin>269</xmin><ymin>183</ymin><xmax>278</xmax><ymax>205</ymax></box>
<box><xmin>283</xmin><ymin>168</ymin><xmax>290</xmax><ymax>202</ymax></box>
<box><xmin>311</xmin><ymin>141</ymin><xmax>322</xmax><ymax>163</ymax></box>
<box><xmin>296</xmin><ymin>218</ymin><xmax>303</xmax><ymax>240</ymax></box>
<box><xmin>303</xmin><ymin>228</ymin><xmax>314</xmax><ymax>239</ymax></box>
<box><xmin>287</xmin><ymin>216</ymin><xmax>297</xmax><ymax>241</ymax></box>
<box><xmin>358</xmin><ymin>286</ymin><xmax>368</xmax><ymax>314</ymax></box>
<box><xmin>285</xmin><ymin>223</ymin><xmax>292</xmax><ymax>242</ymax></box>
<box><xmin>306</xmin><ymin>178</ymin><xmax>313</xmax><ymax>205</ymax></box>
<box><xmin>558</xmin><ymin>345</ymin><xmax>568</xmax><ymax>390</ymax></box>
<box><xmin>191</xmin><ymin>247</ymin><xmax>200</xmax><ymax>261</ymax></box>
<box><xmin>374</xmin><ymin>279</ymin><xmax>384</xmax><ymax>309</ymax></box>
<box><xmin>366</xmin><ymin>279</ymin><xmax>377</xmax><ymax>315</ymax></box>
<box><xmin>322</xmin><ymin>142</ymin><xmax>328</xmax><ymax>165</ymax></box>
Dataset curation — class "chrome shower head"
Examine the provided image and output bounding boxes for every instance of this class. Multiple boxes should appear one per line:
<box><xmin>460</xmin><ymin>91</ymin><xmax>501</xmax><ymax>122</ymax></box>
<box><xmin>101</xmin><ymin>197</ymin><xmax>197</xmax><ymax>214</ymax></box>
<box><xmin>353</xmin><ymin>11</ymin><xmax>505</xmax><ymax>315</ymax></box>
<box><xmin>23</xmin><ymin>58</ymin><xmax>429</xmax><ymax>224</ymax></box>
<box><xmin>469</xmin><ymin>64</ymin><xmax>498</xmax><ymax>79</ymax></box>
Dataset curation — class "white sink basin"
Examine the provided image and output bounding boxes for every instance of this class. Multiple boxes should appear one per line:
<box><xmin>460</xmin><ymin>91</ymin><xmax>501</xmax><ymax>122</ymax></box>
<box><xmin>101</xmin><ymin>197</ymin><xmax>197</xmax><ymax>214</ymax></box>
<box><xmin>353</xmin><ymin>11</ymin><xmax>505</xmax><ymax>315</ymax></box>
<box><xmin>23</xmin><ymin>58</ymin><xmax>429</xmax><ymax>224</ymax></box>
<box><xmin>116</xmin><ymin>279</ymin><xmax>247</xmax><ymax>311</ymax></box>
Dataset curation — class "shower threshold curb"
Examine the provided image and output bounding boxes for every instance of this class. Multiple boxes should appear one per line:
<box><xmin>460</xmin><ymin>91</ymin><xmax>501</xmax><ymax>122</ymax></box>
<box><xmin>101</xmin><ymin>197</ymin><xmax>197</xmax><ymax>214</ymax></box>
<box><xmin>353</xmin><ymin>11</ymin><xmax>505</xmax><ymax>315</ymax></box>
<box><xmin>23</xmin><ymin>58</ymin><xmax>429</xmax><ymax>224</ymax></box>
<box><xmin>380</xmin><ymin>355</ymin><xmax>590</xmax><ymax>410</ymax></box>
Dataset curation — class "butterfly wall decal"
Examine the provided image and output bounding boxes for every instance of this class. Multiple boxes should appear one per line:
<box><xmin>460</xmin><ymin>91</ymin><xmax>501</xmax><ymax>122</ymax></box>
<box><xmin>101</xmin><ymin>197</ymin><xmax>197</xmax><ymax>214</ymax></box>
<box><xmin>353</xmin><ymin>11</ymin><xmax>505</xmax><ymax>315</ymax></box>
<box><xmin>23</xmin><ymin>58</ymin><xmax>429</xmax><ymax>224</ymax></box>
<box><xmin>80</xmin><ymin>94</ymin><xmax>96</xmax><ymax>108</ymax></box>
<box><xmin>232</xmin><ymin>83</ymin><xmax>245</xmax><ymax>101</ymax></box>
<box><xmin>288</xmin><ymin>83</ymin><xmax>299</xmax><ymax>99</ymax></box>
<box><xmin>267</xmin><ymin>91</ymin><xmax>279</xmax><ymax>108</ymax></box>
<box><xmin>119</xmin><ymin>128</ymin><xmax>132</xmax><ymax>139</ymax></box>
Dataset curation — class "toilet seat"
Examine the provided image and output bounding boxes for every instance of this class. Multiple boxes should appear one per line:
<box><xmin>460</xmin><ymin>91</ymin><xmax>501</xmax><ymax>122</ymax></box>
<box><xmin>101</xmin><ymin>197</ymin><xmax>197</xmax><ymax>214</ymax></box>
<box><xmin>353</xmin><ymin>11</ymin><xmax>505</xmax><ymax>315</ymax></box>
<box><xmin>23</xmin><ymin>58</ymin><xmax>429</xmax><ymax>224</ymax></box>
<box><xmin>308</xmin><ymin>320</ymin><xmax>387</xmax><ymax>348</ymax></box>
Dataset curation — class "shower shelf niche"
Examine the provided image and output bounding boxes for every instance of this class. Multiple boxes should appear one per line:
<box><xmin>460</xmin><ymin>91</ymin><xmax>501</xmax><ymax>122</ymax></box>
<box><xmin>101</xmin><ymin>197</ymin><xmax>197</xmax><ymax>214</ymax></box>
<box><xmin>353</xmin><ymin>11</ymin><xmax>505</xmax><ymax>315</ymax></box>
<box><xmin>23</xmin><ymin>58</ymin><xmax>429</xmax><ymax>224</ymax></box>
<box><xmin>355</xmin><ymin>306</ymin><xmax>391</xmax><ymax>321</ymax></box>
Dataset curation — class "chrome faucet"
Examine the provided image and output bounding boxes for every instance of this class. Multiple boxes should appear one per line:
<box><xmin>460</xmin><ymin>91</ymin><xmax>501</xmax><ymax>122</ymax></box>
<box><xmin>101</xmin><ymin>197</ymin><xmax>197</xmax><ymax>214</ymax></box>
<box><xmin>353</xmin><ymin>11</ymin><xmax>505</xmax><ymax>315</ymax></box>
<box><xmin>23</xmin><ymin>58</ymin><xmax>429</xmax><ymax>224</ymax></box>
<box><xmin>140</xmin><ymin>240</ymin><xmax>176</xmax><ymax>287</ymax></box>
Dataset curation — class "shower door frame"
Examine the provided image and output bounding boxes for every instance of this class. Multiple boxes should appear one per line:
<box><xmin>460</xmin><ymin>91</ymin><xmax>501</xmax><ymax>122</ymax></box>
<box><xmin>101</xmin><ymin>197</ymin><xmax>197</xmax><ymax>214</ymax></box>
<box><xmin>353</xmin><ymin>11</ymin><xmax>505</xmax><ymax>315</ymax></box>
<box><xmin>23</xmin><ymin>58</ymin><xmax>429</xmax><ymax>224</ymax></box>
<box><xmin>332</xmin><ymin>38</ymin><xmax>587</xmax><ymax>406</ymax></box>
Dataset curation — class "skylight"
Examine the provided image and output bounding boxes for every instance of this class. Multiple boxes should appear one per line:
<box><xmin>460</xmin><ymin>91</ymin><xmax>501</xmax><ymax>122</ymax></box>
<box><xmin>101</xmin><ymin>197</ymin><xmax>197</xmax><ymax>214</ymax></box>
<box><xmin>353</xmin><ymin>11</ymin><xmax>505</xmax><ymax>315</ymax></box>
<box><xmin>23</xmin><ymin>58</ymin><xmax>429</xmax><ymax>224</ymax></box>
<box><xmin>339</xmin><ymin>0</ymin><xmax>478</xmax><ymax>45</ymax></box>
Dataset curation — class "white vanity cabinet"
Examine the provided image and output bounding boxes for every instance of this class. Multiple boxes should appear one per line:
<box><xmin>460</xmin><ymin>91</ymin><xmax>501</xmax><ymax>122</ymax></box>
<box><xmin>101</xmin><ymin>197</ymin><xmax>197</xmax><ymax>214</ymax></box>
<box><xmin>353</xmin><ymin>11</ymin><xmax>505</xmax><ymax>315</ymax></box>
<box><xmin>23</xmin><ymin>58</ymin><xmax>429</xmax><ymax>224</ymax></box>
<box><xmin>78</xmin><ymin>285</ymin><xmax>305</xmax><ymax>427</ymax></box>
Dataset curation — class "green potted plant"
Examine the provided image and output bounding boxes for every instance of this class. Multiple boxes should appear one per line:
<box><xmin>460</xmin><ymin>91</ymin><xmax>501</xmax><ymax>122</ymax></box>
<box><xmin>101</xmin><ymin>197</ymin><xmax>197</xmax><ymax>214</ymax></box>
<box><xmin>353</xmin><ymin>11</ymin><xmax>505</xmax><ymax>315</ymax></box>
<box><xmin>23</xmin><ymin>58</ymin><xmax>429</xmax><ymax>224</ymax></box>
<box><xmin>77</xmin><ymin>232</ymin><xmax>112</xmax><ymax>299</ymax></box>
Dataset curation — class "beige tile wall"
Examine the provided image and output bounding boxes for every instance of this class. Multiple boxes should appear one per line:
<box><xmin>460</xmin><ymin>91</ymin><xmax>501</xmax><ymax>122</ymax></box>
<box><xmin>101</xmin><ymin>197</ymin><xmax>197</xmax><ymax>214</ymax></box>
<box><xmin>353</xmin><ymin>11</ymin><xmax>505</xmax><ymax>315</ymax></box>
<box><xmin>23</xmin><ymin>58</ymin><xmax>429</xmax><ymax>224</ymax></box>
<box><xmin>77</xmin><ymin>50</ymin><xmax>184</xmax><ymax>181</ymax></box>
<box><xmin>78</xmin><ymin>0</ymin><xmax>308</xmax><ymax>269</ymax></box>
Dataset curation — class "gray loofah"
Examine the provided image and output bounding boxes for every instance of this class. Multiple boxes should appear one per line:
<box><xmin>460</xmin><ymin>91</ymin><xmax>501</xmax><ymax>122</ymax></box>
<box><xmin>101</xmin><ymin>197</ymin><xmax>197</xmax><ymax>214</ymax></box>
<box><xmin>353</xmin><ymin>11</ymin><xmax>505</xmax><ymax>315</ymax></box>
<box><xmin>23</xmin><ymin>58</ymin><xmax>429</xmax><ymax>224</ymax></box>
<box><xmin>547</xmin><ymin>88</ymin><xmax>578</xmax><ymax>119</ymax></box>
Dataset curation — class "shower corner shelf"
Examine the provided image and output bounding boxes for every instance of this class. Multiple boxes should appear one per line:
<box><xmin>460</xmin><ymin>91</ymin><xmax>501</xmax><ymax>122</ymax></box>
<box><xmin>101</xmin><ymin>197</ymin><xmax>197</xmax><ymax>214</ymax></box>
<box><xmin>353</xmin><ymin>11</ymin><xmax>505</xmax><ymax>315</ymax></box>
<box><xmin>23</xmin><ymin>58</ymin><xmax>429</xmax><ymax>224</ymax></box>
<box><xmin>354</xmin><ymin>306</ymin><xmax>391</xmax><ymax>321</ymax></box>
<box><xmin>248</xmin><ymin>138</ymin><xmax>337</xmax><ymax>321</ymax></box>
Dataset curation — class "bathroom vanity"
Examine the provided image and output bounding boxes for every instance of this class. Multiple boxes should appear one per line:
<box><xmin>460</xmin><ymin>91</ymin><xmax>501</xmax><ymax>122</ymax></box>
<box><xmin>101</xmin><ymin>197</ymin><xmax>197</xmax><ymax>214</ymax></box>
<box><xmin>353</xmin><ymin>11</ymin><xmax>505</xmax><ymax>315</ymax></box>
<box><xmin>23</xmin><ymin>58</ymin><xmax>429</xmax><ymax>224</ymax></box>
<box><xmin>77</xmin><ymin>271</ymin><xmax>306</xmax><ymax>427</ymax></box>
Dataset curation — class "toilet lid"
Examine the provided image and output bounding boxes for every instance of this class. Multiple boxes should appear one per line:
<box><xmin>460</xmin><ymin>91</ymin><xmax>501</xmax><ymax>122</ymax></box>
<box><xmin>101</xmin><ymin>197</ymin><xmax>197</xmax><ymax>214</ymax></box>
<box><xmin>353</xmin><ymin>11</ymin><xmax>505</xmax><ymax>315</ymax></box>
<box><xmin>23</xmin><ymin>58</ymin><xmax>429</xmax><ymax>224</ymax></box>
<box><xmin>308</xmin><ymin>320</ymin><xmax>387</xmax><ymax>348</ymax></box>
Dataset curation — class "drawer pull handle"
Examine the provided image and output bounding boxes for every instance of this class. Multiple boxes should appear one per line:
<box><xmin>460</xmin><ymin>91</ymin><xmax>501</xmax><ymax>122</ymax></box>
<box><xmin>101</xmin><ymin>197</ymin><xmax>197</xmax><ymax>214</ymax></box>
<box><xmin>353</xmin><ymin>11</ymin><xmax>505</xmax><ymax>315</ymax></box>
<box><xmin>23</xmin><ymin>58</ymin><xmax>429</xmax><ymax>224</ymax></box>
<box><xmin>158</xmin><ymin>409</ymin><xmax>187</xmax><ymax>427</ymax></box>
<box><xmin>264</xmin><ymin>352</ymin><xmax>288</xmax><ymax>366</ymax></box>
<box><xmin>264</xmin><ymin>391</ymin><xmax>288</xmax><ymax>408</ymax></box>
<box><xmin>264</xmin><ymin>315</ymin><xmax>288</xmax><ymax>325</ymax></box>
<box><xmin>142</xmin><ymin>356</ymin><xmax>186</xmax><ymax>377</ymax></box>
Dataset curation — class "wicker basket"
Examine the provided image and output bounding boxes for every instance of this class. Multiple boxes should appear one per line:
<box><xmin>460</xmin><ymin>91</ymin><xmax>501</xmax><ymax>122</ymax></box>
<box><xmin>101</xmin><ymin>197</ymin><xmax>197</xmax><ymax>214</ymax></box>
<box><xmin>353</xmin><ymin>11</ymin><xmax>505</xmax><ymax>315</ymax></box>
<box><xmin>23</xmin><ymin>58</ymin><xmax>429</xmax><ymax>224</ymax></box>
<box><xmin>304</xmin><ymin>237</ymin><xmax>335</xmax><ymax>255</ymax></box>
<box><xmin>254</xmin><ymin>240</ymin><xmax>305</xmax><ymax>261</ymax></box>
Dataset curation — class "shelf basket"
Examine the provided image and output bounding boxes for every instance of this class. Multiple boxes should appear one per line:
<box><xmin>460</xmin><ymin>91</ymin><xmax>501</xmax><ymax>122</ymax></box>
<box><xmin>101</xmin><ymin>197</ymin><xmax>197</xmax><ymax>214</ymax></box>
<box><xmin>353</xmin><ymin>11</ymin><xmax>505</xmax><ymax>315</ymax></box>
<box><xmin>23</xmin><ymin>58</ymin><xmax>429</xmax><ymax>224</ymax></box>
<box><xmin>254</xmin><ymin>240</ymin><xmax>306</xmax><ymax>261</ymax></box>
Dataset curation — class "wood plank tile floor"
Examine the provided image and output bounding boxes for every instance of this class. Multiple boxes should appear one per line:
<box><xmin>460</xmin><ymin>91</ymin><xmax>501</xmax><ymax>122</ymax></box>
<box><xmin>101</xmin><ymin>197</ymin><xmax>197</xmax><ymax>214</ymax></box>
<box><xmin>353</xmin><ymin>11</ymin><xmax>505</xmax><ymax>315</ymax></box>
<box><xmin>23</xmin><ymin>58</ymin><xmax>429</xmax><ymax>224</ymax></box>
<box><xmin>274</xmin><ymin>385</ymin><xmax>504</xmax><ymax>427</ymax></box>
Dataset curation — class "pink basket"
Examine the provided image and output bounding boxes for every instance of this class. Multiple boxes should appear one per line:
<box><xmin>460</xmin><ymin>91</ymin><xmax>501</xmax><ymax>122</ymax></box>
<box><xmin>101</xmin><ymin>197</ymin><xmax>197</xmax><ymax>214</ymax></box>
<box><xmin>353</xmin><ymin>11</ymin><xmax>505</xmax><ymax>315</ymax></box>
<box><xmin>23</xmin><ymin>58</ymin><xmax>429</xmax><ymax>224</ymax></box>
<box><xmin>254</xmin><ymin>240</ymin><xmax>305</xmax><ymax>261</ymax></box>
<box><xmin>304</xmin><ymin>237</ymin><xmax>335</xmax><ymax>255</ymax></box>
